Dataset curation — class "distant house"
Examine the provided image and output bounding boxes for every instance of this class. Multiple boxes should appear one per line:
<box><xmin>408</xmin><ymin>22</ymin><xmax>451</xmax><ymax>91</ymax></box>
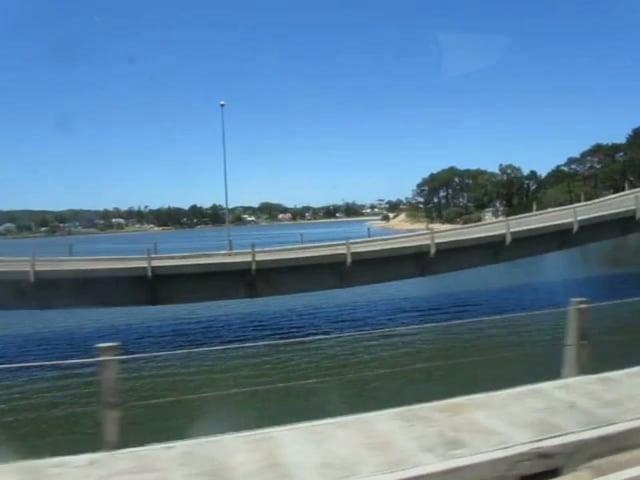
<box><xmin>277</xmin><ymin>213</ymin><xmax>293</xmax><ymax>222</ymax></box>
<box><xmin>482</xmin><ymin>205</ymin><xmax>505</xmax><ymax>221</ymax></box>
<box><xmin>481</xmin><ymin>208</ymin><xmax>496</xmax><ymax>222</ymax></box>
<box><xmin>0</xmin><ymin>223</ymin><xmax>17</xmax><ymax>235</ymax></box>
<box><xmin>111</xmin><ymin>218</ymin><xmax>126</xmax><ymax>226</ymax></box>
<box><xmin>363</xmin><ymin>207</ymin><xmax>384</xmax><ymax>216</ymax></box>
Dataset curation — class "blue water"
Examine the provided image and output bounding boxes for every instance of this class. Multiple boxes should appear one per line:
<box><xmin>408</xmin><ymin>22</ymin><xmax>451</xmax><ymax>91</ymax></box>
<box><xmin>0</xmin><ymin>229</ymin><xmax>639</xmax><ymax>364</ymax></box>
<box><xmin>0</xmin><ymin>219</ymin><xmax>404</xmax><ymax>257</ymax></box>
<box><xmin>0</xmin><ymin>222</ymin><xmax>639</xmax><ymax>459</ymax></box>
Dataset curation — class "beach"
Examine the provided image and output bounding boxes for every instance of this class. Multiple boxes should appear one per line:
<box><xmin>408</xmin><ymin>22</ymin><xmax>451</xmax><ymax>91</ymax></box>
<box><xmin>368</xmin><ymin>213</ymin><xmax>455</xmax><ymax>231</ymax></box>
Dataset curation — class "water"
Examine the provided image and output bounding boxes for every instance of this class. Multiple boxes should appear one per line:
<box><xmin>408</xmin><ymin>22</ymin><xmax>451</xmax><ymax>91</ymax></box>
<box><xmin>0</xmin><ymin>222</ymin><xmax>639</xmax><ymax>461</ymax></box>
<box><xmin>0</xmin><ymin>219</ymin><xmax>403</xmax><ymax>257</ymax></box>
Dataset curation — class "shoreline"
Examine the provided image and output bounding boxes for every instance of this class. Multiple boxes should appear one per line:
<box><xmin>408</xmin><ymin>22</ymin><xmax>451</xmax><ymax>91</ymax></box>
<box><xmin>367</xmin><ymin>212</ymin><xmax>456</xmax><ymax>231</ymax></box>
<box><xmin>368</xmin><ymin>221</ymin><xmax>455</xmax><ymax>231</ymax></box>
<box><xmin>0</xmin><ymin>216</ymin><xmax>382</xmax><ymax>241</ymax></box>
<box><xmin>0</xmin><ymin>226</ymin><xmax>172</xmax><ymax>241</ymax></box>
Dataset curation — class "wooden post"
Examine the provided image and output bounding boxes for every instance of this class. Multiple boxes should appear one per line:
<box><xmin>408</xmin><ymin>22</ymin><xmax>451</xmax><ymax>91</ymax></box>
<box><xmin>68</xmin><ymin>243</ymin><xmax>74</xmax><ymax>257</ymax></box>
<box><xmin>299</xmin><ymin>233</ymin><xmax>304</xmax><ymax>245</ymax></box>
<box><xmin>97</xmin><ymin>342</ymin><xmax>121</xmax><ymax>450</ymax></box>
<box><xmin>532</xmin><ymin>201</ymin><xmax>537</xmax><ymax>213</ymax></box>
<box><xmin>561</xmin><ymin>298</ymin><xmax>589</xmax><ymax>378</ymax></box>
<box><xmin>153</xmin><ymin>242</ymin><xmax>158</xmax><ymax>255</ymax></box>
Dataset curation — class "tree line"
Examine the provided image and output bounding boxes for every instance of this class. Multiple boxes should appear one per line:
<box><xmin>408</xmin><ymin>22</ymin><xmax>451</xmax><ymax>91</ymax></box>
<box><xmin>414</xmin><ymin>126</ymin><xmax>640</xmax><ymax>223</ymax></box>
<box><xmin>2</xmin><ymin>126</ymin><xmax>639</xmax><ymax>235</ymax></box>
<box><xmin>0</xmin><ymin>200</ymin><xmax>403</xmax><ymax>235</ymax></box>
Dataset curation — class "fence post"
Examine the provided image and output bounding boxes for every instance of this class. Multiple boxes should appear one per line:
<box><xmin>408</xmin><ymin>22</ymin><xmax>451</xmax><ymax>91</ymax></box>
<box><xmin>367</xmin><ymin>226</ymin><xmax>371</xmax><ymax>238</ymax></box>
<box><xmin>299</xmin><ymin>232</ymin><xmax>304</xmax><ymax>245</ymax></box>
<box><xmin>561</xmin><ymin>298</ymin><xmax>589</xmax><ymax>378</ymax></box>
<box><xmin>68</xmin><ymin>243</ymin><xmax>74</xmax><ymax>257</ymax></box>
<box><xmin>29</xmin><ymin>251</ymin><xmax>36</xmax><ymax>283</ymax></box>
<box><xmin>97</xmin><ymin>342</ymin><xmax>121</xmax><ymax>450</ymax></box>
<box><xmin>532</xmin><ymin>201</ymin><xmax>537</xmax><ymax>213</ymax></box>
<box><xmin>345</xmin><ymin>239</ymin><xmax>352</xmax><ymax>268</ymax></box>
<box><xmin>146</xmin><ymin>248</ymin><xmax>153</xmax><ymax>279</ymax></box>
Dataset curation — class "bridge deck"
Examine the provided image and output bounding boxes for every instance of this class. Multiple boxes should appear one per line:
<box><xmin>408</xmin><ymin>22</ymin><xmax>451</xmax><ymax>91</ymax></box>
<box><xmin>2</xmin><ymin>367</ymin><xmax>639</xmax><ymax>480</ymax></box>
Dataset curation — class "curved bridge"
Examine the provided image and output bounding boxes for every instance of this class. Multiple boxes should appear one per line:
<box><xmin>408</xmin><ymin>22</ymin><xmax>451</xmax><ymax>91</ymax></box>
<box><xmin>1</xmin><ymin>190</ymin><xmax>639</xmax><ymax>309</ymax></box>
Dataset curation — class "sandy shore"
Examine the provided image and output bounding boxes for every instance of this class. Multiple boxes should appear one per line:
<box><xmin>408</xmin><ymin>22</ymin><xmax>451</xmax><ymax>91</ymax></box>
<box><xmin>368</xmin><ymin>213</ymin><xmax>455</xmax><ymax>231</ymax></box>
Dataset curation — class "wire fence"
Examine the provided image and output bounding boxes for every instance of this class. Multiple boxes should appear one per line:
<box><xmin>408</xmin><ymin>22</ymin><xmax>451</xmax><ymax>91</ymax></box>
<box><xmin>0</xmin><ymin>296</ymin><xmax>639</xmax><ymax>458</ymax></box>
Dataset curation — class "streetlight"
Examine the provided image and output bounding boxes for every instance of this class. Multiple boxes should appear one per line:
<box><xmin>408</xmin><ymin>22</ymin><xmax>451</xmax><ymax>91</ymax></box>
<box><xmin>219</xmin><ymin>100</ymin><xmax>232</xmax><ymax>251</ymax></box>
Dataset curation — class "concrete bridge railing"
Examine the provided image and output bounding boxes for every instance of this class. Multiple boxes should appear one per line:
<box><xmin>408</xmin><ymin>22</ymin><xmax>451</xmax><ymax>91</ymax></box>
<box><xmin>1</xmin><ymin>188</ymin><xmax>639</xmax><ymax>264</ymax></box>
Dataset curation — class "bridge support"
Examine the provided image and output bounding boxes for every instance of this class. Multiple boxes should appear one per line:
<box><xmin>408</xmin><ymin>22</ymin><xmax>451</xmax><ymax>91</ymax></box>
<box><xmin>250</xmin><ymin>243</ymin><xmax>257</xmax><ymax>277</ymax></box>
<box><xmin>345</xmin><ymin>240</ymin><xmax>352</xmax><ymax>268</ymax></box>
<box><xmin>146</xmin><ymin>248</ymin><xmax>153</xmax><ymax>279</ymax></box>
<box><xmin>429</xmin><ymin>228</ymin><xmax>436</xmax><ymax>257</ymax></box>
<box><xmin>29</xmin><ymin>251</ymin><xmax>36</xmax><ymax>283</ymax></box>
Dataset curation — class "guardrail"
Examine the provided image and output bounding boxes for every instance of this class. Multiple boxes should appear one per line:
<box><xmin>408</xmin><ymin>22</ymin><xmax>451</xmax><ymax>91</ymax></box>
<box><xmin>1</xmin><ymin>295</ymin><xmax>638</xmax><ymax>455</ymax></box>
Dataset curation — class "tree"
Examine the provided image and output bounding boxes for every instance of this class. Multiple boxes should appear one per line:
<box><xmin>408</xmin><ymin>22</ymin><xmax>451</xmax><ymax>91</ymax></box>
<box><xmin>624</xmin><ymin>127</ymin><xmax>640</xmax><ymax>189</ymax></box>
<box><xmin>256</xmin><ymin>202</ymin><xmax>286</xmax><ymax>221</ymax></box>
<box><xmin>54</xmin><ymin>213</ymin><xmax>68</xmax><ymax>225</ymax></box>
<box><xmin>497</xmin><ymin>163</ymin><xmax>526</xmax><ymax>212</ymax></box>
<box><xmin>36</xmin><ymin>215</ymin><xmax>51</xmax><ymax>229</ymax></box>
<box><xmin>208</xmin><ymin>204</ymin><xmax>225</xmax><ymax>225</ymax></box>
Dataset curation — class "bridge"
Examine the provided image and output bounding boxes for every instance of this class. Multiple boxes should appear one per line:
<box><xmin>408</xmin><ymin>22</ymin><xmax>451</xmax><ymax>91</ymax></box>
<box><xmin>1</xmin><ymin>189</ymin><xmax>639</xmax><ymax>309</ymax></box>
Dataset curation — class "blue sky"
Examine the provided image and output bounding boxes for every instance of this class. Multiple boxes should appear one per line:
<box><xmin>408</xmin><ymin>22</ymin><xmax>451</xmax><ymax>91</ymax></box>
<box><xmin>1</xmin><ymin>0</ymin><xmax>640</xmax><ymax>210</ymax></box>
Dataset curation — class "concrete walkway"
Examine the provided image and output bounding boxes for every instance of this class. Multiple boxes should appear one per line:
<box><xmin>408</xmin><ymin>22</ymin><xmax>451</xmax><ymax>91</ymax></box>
<box><xmin>2</xmin><ymin>368</ymin><xmax>640</xmax><ymax>480</ymax></box>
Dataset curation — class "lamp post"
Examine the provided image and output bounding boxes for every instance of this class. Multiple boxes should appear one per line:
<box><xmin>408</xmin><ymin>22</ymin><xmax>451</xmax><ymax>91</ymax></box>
<box><xmin>219</xmin><ymin>100</ymin><xmax>232</xmax><ymax>251</ymax></box>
